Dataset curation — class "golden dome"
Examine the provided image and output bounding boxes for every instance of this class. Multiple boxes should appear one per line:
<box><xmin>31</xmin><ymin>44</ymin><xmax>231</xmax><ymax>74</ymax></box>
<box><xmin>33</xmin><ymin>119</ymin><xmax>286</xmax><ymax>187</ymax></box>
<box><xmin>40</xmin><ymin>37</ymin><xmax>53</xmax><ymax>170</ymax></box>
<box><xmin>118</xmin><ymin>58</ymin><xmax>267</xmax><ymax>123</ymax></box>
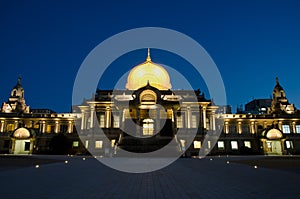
<box><xmin>126</xmin><ymin>49</ymin><xmax>172</xmax><ymax>90</ymax></box>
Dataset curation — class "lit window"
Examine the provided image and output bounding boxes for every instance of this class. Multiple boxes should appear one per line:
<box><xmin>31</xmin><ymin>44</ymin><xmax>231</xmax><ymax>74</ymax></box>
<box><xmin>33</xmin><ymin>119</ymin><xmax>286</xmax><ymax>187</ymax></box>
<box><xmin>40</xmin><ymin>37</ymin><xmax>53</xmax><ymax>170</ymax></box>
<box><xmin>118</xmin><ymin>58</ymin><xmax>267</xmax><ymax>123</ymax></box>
<box><xmin>217</xmin><ymin>141</ymin><xmax>225</xmax><ymax>150</ymax></box>
<box><xmin>25</xmin><ymin>122</ymin><xmax>32</xmax><ymax>128</ymax></box>
<box><xmin>193</xmin><ymin>141</ymin><xmax>201</xmax><ymax>149</ymax></box>
<box><xmin>73</xmin><ymin>141</ymin><xmax>79</xmax><ymax>148</ymax></box>
<box><xmin>111</xmin><ymin>139</ymin><xmax>116</xmax><ymax>148</ymax></box>
<box><xmin>99</xmin><ymin>114</ymin><xmax>105</xmax><ymax>128</ymax></box>
<box><xmin>296</xmin><ymin>125</ymin><xmax>300</xmax><ymax>133</ymax></box>
<box><xmin>46</xmin><ymin>125</ymin><xmax>52</xmax><ymax>133</ymax></box>
<box><xmin>143</xmin><ymin>119</ymin><xmax>154</xmax><ymax>136</ymax></box>
<box><xmin>177</xmin><ymin>115</ymin><xmax>183</xmax><ymax>128</ymax></box>
<box><xmin>266</xmin><ymin>141</ymin><xmax>272</xmax><ymax>149</ymax></box>
<box><xmin>86</xmin><ymin>118</ymin><xmax>91</xmax><ymax>129</ymax></box>
<box><xmin>113</xmin><ymin>115</ymin><xmax>120</xmax><ymax>128</ymax></box>
<box><xmin>85</xmin><ymin>140</ymin><xmax>89</xmax><ymax>149</ymax></box>
<box><xmin>180</xmin><ymin>139</ymin><xmax>186</xmax><ymax>151</ymax></box>
<box><xmin>244</xmin><ymin>141</ymin><xmax>251</xmax><ymax>148</ymax></box>
<box><xmin>231</xmin><ymin>141</ymin><xmax>238</xmax><ymax>150</ymax></box>
<box><xmin>95</xmin><ymin>141</ymin><xmax>103</xmax><ymax>149</ymax></box>
<box><xmin>191</xmin><ymin>115</ymin><xmax>197</xmax><ymax>128</ymax></box>
<box><xmin>286</xmin><ymin>141</ymin><xmax>293</xmax><ymax>149</ymax></box>
<box><xmin>282</xmin><ymin>125</ymin><xmax>290</xmax><ymax>134</ymax></box>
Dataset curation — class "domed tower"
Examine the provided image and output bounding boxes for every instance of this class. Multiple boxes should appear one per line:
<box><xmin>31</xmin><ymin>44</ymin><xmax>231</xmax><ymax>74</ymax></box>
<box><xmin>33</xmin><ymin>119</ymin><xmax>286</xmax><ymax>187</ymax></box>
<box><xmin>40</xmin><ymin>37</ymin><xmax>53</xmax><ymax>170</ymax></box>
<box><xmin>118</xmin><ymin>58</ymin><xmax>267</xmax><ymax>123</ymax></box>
<box><xmin>11</xmin><ymin>76</ymin><xmax>24</xmax><ymax>98</ymax></box>
<box><xmin>126</xmin><ymin>49</ymin><xmax>172</xmax><ymax>90</ymax></box>
<box><xmin>268</xmin><ymin>77</ymin><xmax>296</xmax><ymax>114</ymax></box>
<box><xmin>1</xmin><ymin>76</ymin><xmax>30</xmax><ymax>113</ymax></box>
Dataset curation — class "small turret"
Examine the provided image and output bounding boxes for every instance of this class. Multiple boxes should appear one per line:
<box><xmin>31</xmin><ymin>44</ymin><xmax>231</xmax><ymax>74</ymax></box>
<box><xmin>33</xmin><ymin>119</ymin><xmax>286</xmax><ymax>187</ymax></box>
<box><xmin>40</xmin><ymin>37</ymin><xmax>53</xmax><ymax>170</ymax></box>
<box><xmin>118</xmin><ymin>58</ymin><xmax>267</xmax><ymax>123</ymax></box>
<box><xmin>1</xmin><ymin>76</ymin><xmax>30</xmax><ymax>113</ymax></box>
<box><xmin>268</xmin><ymin>77</ymin><xmax>296</xmax><ymax>114</ymax></box>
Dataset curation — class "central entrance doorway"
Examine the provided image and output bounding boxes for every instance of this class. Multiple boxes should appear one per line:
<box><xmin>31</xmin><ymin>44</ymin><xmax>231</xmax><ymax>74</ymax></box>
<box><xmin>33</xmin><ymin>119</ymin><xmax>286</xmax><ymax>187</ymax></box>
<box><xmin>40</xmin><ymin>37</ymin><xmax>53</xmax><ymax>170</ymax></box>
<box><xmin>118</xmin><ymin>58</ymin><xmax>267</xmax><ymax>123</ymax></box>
<box><xmin>265</xmin><ymin>140</ymin><xmax>282</xmax><ymax>155</ymax></box>
<box><xmin>13</xmin><ymin>139</ymin><xmax>31</xmax><ymax>154</ymax></box>
<box><xmin>261</xmin><ymin>128</ymin><xmax>284</xmax><ymax>155</ymax></box>
<box><xmin>142</xmin><ymin>118</ymin><xmax>154</xmax><ymax>136</ymax></box>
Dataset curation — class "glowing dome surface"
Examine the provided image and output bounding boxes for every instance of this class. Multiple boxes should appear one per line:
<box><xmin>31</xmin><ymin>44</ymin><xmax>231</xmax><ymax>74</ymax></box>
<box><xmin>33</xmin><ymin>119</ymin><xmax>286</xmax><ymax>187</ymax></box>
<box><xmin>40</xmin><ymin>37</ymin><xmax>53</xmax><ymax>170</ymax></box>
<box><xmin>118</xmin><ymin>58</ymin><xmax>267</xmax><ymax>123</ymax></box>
<box><xmin>13</xmin><ymin>128</ymin><xmax>30</xmax><ymax>138</ymax></box>
<box><xmin>126</xmin><ymin>49</ymin><xmax>172</xmax><ymax>90</ymax></box>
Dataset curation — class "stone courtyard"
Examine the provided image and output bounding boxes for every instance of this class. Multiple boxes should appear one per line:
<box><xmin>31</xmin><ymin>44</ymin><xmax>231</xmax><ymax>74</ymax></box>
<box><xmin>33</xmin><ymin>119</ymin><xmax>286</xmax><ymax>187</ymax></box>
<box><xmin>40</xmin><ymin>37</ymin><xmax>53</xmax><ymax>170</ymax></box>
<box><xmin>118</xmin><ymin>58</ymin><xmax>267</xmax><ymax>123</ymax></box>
<box><xmin>0</xmin><ymin>155</ymin><xmax>299</xmax><ymax>199</ymax></box>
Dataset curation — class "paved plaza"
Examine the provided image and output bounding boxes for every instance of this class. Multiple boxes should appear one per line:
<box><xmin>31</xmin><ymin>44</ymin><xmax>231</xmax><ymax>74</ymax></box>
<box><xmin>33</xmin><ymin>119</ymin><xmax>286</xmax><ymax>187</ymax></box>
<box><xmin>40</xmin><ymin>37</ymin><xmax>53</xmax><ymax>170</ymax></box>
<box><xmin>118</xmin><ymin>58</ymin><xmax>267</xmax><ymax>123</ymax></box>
<box><xmin>0</xmin><ymin>155</ymin><xmax>300</xmax><ymax>199</ymax></box>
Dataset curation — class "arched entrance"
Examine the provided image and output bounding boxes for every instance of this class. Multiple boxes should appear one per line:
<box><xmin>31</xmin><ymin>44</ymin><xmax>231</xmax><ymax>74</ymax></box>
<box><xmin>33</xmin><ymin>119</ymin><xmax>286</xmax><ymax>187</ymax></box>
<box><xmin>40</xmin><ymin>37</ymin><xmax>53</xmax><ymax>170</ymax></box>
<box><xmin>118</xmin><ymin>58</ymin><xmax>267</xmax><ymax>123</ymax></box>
<box><xmin>10</xmin><ymin>127</ymin><xmax>35</xmax><ymax>154</ymax></box>
<box><xmin>260</xmin><ymin>128</ymin><xmax>284</xmax><ymax>155</ymax></box>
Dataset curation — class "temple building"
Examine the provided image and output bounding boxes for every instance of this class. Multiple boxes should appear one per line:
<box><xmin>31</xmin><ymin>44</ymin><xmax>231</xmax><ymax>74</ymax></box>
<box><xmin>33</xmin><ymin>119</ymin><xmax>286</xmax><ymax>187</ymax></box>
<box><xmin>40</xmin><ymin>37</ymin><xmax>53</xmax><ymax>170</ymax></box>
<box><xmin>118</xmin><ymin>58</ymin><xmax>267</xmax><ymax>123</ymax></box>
<box><xmin>0</xmin><ymin>50</ymin><xmax>300</xmax><ymax>156</ymax></box>
<box><xmin>74</xmin><ymin>49</ymin><xmax>216</xmax><ymax>156</ymax></box>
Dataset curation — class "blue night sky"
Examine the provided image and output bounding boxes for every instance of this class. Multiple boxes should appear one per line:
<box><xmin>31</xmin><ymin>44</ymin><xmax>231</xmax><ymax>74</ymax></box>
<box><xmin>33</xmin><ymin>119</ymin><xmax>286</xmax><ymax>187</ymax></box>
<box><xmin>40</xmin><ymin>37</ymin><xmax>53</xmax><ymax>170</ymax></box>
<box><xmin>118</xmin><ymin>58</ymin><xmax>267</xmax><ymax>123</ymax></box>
<box><xmin>0</xmin><ymin>0</ymin><xmax>300</xmax><ymax>113</ymax></box>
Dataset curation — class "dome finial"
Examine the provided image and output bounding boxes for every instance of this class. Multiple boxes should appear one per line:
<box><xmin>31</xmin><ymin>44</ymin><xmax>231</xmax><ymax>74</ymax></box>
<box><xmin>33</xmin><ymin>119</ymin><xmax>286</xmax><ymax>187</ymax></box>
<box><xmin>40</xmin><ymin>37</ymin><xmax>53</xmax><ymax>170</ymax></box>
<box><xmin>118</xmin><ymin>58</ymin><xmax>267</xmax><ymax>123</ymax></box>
<box><xmin>17</xmin><ymin>75</ymin><xmax>22</xmax><ymax>85</ymax></box>
<box><xmin>276</xmin><ymin>77</ymin><xmax>279</xmax><ymax>85</ymax></box>
<box><xmin>146</xmin><ymin>48</ymin><xmax>151</xmax><ymax>62</ymax></box>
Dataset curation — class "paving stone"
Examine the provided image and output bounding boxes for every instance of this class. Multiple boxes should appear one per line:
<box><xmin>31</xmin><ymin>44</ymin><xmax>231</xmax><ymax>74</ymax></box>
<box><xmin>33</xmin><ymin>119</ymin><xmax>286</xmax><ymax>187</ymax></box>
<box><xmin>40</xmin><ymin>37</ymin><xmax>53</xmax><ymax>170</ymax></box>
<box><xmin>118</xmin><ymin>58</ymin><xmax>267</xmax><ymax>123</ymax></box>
<box><xmin>0</xmin><ymin>156</ymin><xmax>299</xmax><ymax>198</ymax></box>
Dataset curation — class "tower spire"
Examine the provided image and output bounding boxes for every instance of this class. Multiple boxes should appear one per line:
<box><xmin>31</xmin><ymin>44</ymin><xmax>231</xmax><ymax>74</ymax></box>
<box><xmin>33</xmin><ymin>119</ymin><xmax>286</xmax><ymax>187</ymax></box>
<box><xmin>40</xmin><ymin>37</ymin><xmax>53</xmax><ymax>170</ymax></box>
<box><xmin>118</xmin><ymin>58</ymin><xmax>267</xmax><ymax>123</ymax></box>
<box><xmin>17</xmin><ymin>75</ymin><xmax>22</xmax><ymax>85</ymax></box>
<box><xmin>146</xmin><ymin>48</ymin><xmax>151</xmax><ymax>62</ymax></box>
<box><xmin>276</xmin><ymin>77</ymin><xmax>279</xmax><ymax>85</ymax></box>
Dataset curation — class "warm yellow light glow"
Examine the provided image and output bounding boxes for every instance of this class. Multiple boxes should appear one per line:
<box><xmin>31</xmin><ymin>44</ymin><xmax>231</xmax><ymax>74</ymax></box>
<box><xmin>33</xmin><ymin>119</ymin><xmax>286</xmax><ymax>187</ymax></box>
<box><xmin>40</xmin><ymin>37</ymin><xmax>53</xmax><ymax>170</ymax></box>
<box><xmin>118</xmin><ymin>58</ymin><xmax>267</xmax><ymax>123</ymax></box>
<box><xmin>111</xmin><ymin>139</ymin><xmax>116</xmax><ymax>147</ymax></box>
<box><xmin>193</xmin><ymin>141</ymin><xmax>201</xmax><ymax>149</ymax></box>
<box><xmin>266</xmin><ymin>129</ymin><xmax>283</xmax><ymax>139</ymax></box>
<box><xmin>126</xmin><ymin>50</ymin><xmax>172</xmax><ymax>90</ymax></box>
<box><xmin>13</xmin><ymin>127</ymin><xmax>30</xmax><ymax>138</ymax></box>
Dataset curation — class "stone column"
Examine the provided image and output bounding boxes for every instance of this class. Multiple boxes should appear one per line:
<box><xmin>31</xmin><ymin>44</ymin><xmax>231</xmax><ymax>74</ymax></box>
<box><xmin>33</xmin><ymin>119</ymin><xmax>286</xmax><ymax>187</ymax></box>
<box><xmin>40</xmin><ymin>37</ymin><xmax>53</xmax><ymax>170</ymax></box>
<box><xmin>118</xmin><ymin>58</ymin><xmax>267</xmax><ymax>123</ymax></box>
<box><xmin>90</xmin><ymin>105</ymin><xmax>95</xmax><ymax>129</ymax></box>
<box><xmin>292</xmin><ymin>122</ymin><xmax>296</xmax><ymax>134</ymax></box>
<box><xmin>187</xmin><ymin>106</ymin><xmax>191</xmax><ymax>129</ymax></box>
<box><xmin>105</xmin><ymin>107</ymin><xmax>111</xmax><ymax>128</ymax></box>
<box><xmin>156</xmin><ymin>108</ymin><xmax>160</xmax><ymax>132</ymax></box>
<box><xmin>278</xmin><ymin>121</ymin><xmax>282</xmax><ymax>130</ymax></box>
<box><xmin>211</xmin><ymin>110</ymin><xmax>216</xmax><ymax>131</ymax></box>
<box><xmin>41</xmin><ymin>121</ymin><xmax>46</xmax><ymax>133</ymax></box>
<box><xmin>0</xmin><ymin>121</ymin><xmax>4</xmax><ymax>133</ymax></box>
<box><xmin>14</xmin><ymin>121</ymin><xmax>18</xmax><ymax>130</ymax></box>
<box><xmin>54</xmin><ymin>121</ymin><xmax>60</xmax><ymax>133</ymax></box>
<box><xmin>136</xmin><ymin>108</ymin><xmax>140</xmax><ymax>136</ymax></box>
<box><xmin>225</xmin><ymin>121</ymin><xmax>229</xmax><ymax>134</ymax></box>
<box><xmin>250</xmin><ymin>121</ymin><xmax>255</xmax><ymax>134</ymax></box>
<box><xmin>237</xmin><ymin>122</ymin><xmax>242</xmax><ymax>134</ymax></box>
<box><xmin>120</xmin><ymin>108</ymin><xmax>125</xmax><ymax>129</ymax></box>
<box><xmin>202</xmin><ymin>106</ymin><xmax>207</xmax><ymax>129</ymax></box>
<box><xmin>81</xmin><ymin>110</ymin><xmax>86</xmax><ymax>130</ymax></box>
<box><xmin>172</xmin><ymin>108</ymin><xmax>177</xmax><ymax>131</ymax></box>
<box><xmin>68</xmin><ymin>121</ymin><xmax>73</xmax><ymax>133</ymax></box>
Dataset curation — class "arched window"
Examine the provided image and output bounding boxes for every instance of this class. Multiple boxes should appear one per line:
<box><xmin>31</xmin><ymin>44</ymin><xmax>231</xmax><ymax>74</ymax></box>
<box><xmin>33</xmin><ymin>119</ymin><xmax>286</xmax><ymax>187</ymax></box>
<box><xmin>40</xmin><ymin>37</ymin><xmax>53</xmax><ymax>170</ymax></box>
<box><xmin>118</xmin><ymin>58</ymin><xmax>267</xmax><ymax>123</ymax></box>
<box><xmin>140</xmin><ymin>90</ymin><xmax>157</xmax><ymax>105</ymax></box>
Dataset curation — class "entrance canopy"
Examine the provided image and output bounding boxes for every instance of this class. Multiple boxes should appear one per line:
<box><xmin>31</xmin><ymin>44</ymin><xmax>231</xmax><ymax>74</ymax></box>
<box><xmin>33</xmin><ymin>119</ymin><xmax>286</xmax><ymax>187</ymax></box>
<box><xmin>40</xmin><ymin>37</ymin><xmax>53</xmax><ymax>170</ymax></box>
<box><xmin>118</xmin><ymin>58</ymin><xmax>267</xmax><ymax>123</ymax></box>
<box><xmin>261</xmin><ymin>128</ymin><xmax>283</xmax><ymax>140</ymax></box>
<box><xmin>13</xmin><ymin>128</ymin><xmax>31</xmax><ymax>139</ymax></box>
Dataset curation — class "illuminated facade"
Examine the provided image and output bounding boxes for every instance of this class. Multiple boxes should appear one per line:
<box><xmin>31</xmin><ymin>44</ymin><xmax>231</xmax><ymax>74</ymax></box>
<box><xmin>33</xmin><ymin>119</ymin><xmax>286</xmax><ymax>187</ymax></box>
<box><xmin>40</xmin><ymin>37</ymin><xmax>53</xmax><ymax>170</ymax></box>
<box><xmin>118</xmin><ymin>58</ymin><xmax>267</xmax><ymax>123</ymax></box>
<box><xmin>0</xmin><ymin>50</ymin><xmax>300</xmax><ymax>156</ymax></box>
<box><xmin>0</xmin><ymin>78</ymin><xmax>78</xmax><ymax>154</ymax></box>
